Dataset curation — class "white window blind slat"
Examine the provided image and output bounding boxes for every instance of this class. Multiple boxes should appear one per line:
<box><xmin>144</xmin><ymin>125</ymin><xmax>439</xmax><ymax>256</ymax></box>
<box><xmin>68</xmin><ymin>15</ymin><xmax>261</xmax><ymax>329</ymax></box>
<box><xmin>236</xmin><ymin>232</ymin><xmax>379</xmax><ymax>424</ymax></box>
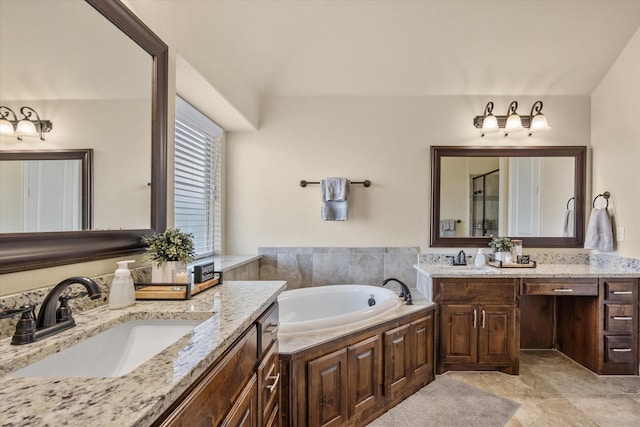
<box><xmin>174</xmin><ymin>96</ymin><xmax>222</xmax><ymax>257</ymax></box>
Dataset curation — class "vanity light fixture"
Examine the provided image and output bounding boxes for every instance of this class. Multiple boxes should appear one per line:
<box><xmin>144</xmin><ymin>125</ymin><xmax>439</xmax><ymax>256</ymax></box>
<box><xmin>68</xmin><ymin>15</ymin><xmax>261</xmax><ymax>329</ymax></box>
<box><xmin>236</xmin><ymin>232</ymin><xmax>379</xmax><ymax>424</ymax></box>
<box><xmin>473</xmin><ymin>100</ymin><xmax>551</xmax><ymax>137</ymax></box>
<box><xmin>0</xmin><ymin>106</ymin><xmax>52</xmax><ymax>141</ymax></box>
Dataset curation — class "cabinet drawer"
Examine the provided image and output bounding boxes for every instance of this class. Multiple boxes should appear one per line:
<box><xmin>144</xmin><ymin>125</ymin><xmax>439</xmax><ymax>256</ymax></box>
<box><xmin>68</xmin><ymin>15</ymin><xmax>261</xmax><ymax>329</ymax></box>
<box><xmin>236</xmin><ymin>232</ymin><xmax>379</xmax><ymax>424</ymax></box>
<box><xmin>603</xmin><ymin>280</ymin><xmax>636</xmax><ymax>302</ymax></box>
<box><xmin>258</xmin><ymin>340</ymin><xmax>280</xmax><ymax>426</ymax></box>
<box><xmin>160</xmin><ymin>326</ymin><xmax>258</xmax><ymax>426</ymax></box>
<box><xmin>435</xmin><ymin>279</ymin><xmax>517</xmax><ymax>304</ymax></box>
<box><xmin>522</xmin><ymin>280</ymin><xmax>598</xmax><ymax>296</ymax></box>
<box><xmin>257</xmin><ymin>302</ymin><xmax>279</xmax><ymax>357</ymax></box>
<box><xmin>605</xmin><ymin>304</ymin><xmax>635</xmax><ymax>332</ymax></box>
<box><xmin>605</xmin><ymin>336</ymin><xmax>635</xmax><ymax>364</ymax></box>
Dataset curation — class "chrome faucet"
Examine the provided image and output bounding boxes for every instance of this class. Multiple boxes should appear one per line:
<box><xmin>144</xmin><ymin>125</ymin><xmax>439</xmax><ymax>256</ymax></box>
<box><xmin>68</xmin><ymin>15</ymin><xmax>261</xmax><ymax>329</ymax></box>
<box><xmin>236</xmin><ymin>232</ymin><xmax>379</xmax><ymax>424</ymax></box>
<box><xmin>382</xmin><ymin>278</ymin><xmax>413</xmax><ymax>305</ymax></box>
<box><xmin>0</xmin><ymin>276</ymin><xmax>102</xmax><ymax>345</ymax></box>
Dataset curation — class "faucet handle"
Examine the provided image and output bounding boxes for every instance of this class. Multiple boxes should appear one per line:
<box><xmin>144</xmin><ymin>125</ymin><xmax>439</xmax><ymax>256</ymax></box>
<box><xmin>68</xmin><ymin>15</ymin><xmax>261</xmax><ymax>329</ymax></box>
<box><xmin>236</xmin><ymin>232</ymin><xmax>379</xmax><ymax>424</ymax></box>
<box><xmin>56</xmin><ymin>294</ymin><xmax>83</xmax><ymax>323</ymax></box>
<box><xmin>0</xmin><ymin>306</ymin><xmax>37</xmax><ymax>345</ymax></box>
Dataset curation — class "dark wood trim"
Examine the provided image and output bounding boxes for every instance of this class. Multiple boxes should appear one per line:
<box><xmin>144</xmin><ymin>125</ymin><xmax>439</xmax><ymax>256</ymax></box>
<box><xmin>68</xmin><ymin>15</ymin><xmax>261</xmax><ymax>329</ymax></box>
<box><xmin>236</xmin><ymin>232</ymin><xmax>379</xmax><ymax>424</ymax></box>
<box><xmin>430</xmin><ymin>145</ymin><xmax>587</xmax><ymax>248</ymax></box>
<box><xmin>0</xmin><ymin>0</ymin><xmax>168</xmax><ymax>274</ymax></box>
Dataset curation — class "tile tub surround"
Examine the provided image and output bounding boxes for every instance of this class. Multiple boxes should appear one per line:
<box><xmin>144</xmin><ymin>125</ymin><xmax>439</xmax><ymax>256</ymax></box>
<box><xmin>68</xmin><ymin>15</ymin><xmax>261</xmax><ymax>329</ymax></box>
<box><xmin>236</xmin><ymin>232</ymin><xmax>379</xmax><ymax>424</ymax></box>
<box><xmin>258</xmin><ymin>246</ymin><xmax>419</xmax><ymax>290</ymax></box>
<box><xmin>0</xmin><ymin>255</ymin><xmax>262</xmax><ymax>340</ymax></box>
<box><xmin>0</xmin><ymin>280</ymin><xmax>286</xmax><ymax>427</ymax></box>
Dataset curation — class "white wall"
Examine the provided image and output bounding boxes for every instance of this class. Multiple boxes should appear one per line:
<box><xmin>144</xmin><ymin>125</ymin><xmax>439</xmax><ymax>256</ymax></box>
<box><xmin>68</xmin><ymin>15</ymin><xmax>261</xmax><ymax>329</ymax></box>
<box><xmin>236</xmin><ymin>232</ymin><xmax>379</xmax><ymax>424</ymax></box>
<box><xmin>591</xmin><ymin>27</ymin><xmax>640</xmax><ymax>259</ymax></box>
<box><xmin>226</xmin><ymin>95</ymin><xmax>591</xmax><ymax>254</ymax></box>
<box><xmin>0</xmin><ymin>99</ymin><xmax>151</xmax><ymax>230</ymax></box>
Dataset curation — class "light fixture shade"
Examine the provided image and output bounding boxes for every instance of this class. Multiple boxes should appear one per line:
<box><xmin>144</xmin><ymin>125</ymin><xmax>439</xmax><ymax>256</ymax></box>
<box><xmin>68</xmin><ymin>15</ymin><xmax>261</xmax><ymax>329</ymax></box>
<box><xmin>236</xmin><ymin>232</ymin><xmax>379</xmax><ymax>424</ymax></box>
<box><xmin>481</xmin><ymin>114</ymin><xmax>499</xmax><ymax>133</ymax></box>
<box><xmin>0</xmin><ymin>118</ymin><xmax>14</xmax><ymax>135</ymax></box>
<box><xmin>15</xmin><ymin>119</ymin><xmax>38</xmax><ymax>137</ymax></box>
<box><xmin>505</xmin><ymin>113</ymin><xmax>524</xmax><ymax>132</ymax></box>
<box><xmin>529</xmin><ymin>113</ymin><xmax>551</xmax><ymax>134</ymax></box>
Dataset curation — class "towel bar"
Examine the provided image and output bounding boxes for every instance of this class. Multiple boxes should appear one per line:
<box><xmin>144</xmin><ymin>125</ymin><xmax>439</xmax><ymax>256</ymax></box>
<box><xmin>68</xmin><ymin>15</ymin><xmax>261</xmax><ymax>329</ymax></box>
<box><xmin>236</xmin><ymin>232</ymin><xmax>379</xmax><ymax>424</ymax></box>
<box><xmin>592</xmin><ymin>191</ymin><xmax>610</xmax><ymax>208</ymax></box>
<box><xmin>566</xmin><ymin>196</ymin><xmax>574</xmax><ymax>209</ymax></box>
<box><xmin>300</xmin><ymin>179</ymin><xmax>371</xmax><ymax>188</ymax></box>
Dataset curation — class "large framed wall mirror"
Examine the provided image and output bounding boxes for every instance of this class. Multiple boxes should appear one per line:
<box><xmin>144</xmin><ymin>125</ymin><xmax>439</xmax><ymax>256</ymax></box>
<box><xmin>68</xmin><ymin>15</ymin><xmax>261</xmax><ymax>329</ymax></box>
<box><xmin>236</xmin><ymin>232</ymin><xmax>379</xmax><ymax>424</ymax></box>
<box><xmin>0</xmin><ymin>0</ymin><xmax>168</xmax><ymax>274</ymax></box>
<box><xmin>431</xmin><ymin>146</ymin><xmax>587</xmax><ymax>248</ymax></box>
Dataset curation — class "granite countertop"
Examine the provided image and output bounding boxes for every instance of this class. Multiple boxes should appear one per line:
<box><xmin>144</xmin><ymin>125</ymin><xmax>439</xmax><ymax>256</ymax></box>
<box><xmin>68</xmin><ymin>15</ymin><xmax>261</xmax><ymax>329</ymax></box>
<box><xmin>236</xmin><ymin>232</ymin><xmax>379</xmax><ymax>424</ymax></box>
<box><xmin>415</xmin><ymin>263</ymin><xmax>640</xmax><ymax>278</ymax></box>
<box><xmin>213</xmin><ymin>254</ymin><xmax>261</xmax><ymax>271</ymax></box>
<box><xmin>0</xmin><ymin>280</ymin><xmax>286</xmax><ymax>427</ymax></box>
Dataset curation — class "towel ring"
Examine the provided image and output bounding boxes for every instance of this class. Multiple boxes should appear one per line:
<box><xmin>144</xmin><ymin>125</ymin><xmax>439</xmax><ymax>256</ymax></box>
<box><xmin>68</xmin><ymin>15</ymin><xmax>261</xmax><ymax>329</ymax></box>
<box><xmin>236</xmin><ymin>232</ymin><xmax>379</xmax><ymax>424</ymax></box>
<box><xmin>566</xmin><ymin>197</ymin><xmax>574</xmax><ymax>210</ymax></box>
<box><xmin>592</xmin><ymin>191</ymin><xmax>610</xmax><ymax>208</ymax></box>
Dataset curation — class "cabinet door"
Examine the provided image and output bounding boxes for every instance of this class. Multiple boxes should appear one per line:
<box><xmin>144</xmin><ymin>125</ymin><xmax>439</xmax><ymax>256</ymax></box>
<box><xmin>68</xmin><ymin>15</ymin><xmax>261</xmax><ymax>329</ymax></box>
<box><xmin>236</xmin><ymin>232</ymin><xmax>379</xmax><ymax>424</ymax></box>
<box><xmin>222</xmin><ymin>374</ymin><xmax>258</xmax><ymax>427</ymax></box>
<box><xmin>347</xmin><ymin>335</ymin><xmax>381</xmax><ymax>418</ymax></box>
<box><xmin>384</xmin><ymin>323</ymin><xmax>411</xmax><ymax>399</ymax></box>
<box><xmin>478</xmin><ymin>305</ymin><xmax>514</xmax><ymax>365</ymax></box>
<box><xmin>440</xmin><ymin>304</ymin><xmax>477</xmax><ymax>365</ymax></box>
<box><xmin>411</xmin><ymin>314</ymin><xmax>434</xmax><ymax>382</ymax></box>
<box><xmin>308</xmin><ymin>348</ymin><xmax>349</xmax><ymax>427</ymax></box>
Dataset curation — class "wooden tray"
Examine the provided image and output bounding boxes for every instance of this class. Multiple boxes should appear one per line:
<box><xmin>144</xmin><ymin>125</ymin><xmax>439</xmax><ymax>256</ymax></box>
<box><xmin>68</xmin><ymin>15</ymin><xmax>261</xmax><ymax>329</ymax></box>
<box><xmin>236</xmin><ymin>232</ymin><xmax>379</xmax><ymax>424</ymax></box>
<box><xmin>488</xmin><ymin>260</ymin><xmax>537</xmax><ymax>268</ymax></box>
<box><xmin>135</xmin><ymin>272</ymin><xmax>222</xmax><ymax>300</ymax></box>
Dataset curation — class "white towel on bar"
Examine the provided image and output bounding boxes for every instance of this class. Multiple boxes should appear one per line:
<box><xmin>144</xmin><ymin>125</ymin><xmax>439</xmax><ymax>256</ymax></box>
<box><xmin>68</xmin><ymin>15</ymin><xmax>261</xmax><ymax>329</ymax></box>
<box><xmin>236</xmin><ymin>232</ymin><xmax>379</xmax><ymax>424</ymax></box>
<box><xmin>440</xmin><ymin>219</ymin><xmax>456</xmax><ymax>237</ymax></box>
<box><xmin>321</xmin><ymin>177</ymin><xmax>350</xmax><ymax>221</ymax></box>
<box><xmin>584</xmin><ymin>208</ymin><xmax>613</xmax><ymax>251</ymax></box>
<box><xmin>562</xmin><ymin>209</ymin><xmax>574</xmax><ymax>237</ymax></box>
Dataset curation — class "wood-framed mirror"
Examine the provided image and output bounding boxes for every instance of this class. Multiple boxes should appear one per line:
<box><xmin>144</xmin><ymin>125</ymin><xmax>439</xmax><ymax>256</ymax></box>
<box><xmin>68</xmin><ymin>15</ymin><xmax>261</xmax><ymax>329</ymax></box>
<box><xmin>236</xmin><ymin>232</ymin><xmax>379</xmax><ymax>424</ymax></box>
<box><xmin>0</xmin><ymin>150</ymin><xmax>93</xmax><ymax>233</ymax></box>
<box><xmin>0</xmin><ymin>0</ymin><xmax>167</xmax><ymax>274</ymax></box>
<box><xmin>430</xmin><ymin>146</ymin><xmax>586</xmax><ymax>248</ymax></box>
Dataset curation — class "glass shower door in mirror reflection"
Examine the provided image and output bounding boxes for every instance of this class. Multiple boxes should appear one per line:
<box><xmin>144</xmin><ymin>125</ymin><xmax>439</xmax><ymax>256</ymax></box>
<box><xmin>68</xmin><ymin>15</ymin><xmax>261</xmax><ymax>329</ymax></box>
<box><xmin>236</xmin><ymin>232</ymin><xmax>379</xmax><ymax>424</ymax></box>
<box><xmin>0</xmin><ymin>159</ymin><xmax>83</xmax><ymax>233</ymax></box>
<box><xmin>439</xmin><ymin>156</ymin><xmax>575</xmax><ymax>238</ymax></box>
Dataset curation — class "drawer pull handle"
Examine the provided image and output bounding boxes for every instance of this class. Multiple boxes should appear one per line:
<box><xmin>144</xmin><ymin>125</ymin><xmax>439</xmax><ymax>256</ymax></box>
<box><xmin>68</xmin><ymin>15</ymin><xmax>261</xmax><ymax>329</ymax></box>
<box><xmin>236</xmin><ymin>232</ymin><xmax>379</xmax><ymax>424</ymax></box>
<box><xmin>481</xmin><ymin>309</ymin><xmax>486</xmax><ymax>329</ymax></box>
<box><xmin>473</xmin><ymin>309</ymin><xmax>477</xmax><ymax>329</ymax></box>
<box><xmin>612</xmin><ymin>348</ymin><xmax>632</xmax><ymax>353</ymax></box>
<box><xmin>613</xmin><ymin>316</ymin><xmax>633</xmax><ymax>321</ymax></box>
<box><xmin>265</xmin><ymin>324</ymin><xmax>279</xmax><ymax>335</ymax></box>
<box><xmin>613</xmin><ymin>291</ymin><xmax>633</xmax><ymax>295</ymax></box>
<box><xmin>554</xmin><ymin>289</ymin><xmax>574</xmax><ymax>293</ymax></box>
<box><xmin>266</xmin><ymin>373</ymin><xmax>280</xmax><ymax>392</ymax></box>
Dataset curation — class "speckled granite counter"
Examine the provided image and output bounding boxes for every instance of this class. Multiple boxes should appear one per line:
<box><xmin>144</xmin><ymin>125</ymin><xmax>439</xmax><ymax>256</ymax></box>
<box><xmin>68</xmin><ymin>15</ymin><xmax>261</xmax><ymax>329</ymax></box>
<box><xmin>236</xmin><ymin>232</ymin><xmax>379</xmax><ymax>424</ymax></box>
<box><xmin>0</xmin><ymin>280</ymin><xmax>286</xmax><ymax>427</ymax></box>
<box><xmin>213</xmin><ymin>254</ymin><xmax>261</xmax><ymax>271</ymax></box>
<box><xmin>415</xmin><ymin>263</ymin><xmax>640</xmax><ymax>278</ymax></box>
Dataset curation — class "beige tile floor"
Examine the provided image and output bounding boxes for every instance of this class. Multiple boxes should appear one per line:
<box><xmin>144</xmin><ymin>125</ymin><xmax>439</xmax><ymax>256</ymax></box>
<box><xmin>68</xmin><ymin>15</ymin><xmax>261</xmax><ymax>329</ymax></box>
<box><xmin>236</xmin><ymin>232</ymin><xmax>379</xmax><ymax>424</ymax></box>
<box><xmin>446</xmin><ymin>350</ymin><xmax>640</xmax><ymax>427</ymax></box>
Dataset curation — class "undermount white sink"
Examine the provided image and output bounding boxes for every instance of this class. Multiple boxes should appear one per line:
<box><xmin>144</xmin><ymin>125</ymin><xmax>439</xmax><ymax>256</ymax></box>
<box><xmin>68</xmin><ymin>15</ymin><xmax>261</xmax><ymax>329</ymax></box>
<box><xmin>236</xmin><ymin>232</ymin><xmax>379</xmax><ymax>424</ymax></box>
<box><xmin>9</xmin><ymin>319</ymin><xmax>205</xmax><ymax>378</ymax></box>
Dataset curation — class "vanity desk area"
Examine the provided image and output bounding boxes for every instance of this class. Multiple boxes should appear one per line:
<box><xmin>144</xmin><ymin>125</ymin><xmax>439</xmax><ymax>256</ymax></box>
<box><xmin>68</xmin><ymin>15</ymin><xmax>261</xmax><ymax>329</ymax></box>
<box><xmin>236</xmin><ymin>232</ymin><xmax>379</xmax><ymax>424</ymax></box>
<box><xmin>416</xmin><ymin>264</ymin><xmax>639</xmax><ymax>376</ymax></box>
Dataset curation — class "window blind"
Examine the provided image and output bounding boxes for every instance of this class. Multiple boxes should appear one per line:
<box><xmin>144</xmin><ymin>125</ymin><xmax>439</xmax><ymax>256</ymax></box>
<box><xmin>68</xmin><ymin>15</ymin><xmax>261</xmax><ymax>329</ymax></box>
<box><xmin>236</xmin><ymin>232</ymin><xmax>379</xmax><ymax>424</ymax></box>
<box><xmin>174</xmin><ymin>96</ymin><xmax>222</xmax><ymax>257</ymax></box>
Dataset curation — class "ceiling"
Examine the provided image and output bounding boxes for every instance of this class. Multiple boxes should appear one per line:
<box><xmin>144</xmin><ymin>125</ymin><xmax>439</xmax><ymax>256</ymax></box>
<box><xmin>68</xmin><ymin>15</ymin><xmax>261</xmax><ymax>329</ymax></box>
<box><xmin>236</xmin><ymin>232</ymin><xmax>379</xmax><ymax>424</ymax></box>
<box><xmin>126</xmin><ymin>0</ymin><xmax>640</xmax><ymax>98</ymax></box>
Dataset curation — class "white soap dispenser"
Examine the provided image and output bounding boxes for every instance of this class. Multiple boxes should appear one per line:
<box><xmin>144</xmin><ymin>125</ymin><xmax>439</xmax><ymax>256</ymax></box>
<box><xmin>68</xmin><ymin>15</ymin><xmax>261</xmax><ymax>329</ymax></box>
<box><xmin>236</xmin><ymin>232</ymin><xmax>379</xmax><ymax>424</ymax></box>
<box><xmin>474</xmin><ymin>249</ymin><xmax>486</xmax><ymax>266</ymax></box>
<box><xmin>109</xmin><ymin>260</ymin><xmax>136</xmax><ymax>309</ymax></box>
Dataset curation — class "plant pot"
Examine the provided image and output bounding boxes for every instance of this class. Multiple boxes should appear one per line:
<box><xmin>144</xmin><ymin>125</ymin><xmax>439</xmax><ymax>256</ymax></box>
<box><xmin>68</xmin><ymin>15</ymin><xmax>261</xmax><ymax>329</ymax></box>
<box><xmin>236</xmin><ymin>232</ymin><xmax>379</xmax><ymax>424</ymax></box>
<box><xmin>151</xmin><ymin>261</ymin><xmax>186</xmax><ymax>283</ymax></box>
<box><xmin>494</xmin><ymin>251</ymin><xmax>510</xmax><ymax>262</ymax></box>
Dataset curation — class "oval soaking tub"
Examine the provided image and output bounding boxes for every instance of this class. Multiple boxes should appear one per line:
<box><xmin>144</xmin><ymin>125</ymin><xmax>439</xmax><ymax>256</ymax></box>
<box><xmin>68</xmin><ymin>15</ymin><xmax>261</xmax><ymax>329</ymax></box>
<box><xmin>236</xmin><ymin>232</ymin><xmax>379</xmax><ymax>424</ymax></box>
<box><xmin>278</xmin><ymin>284</ymin><xmax>402</xmax><ymax>336</ymax></box>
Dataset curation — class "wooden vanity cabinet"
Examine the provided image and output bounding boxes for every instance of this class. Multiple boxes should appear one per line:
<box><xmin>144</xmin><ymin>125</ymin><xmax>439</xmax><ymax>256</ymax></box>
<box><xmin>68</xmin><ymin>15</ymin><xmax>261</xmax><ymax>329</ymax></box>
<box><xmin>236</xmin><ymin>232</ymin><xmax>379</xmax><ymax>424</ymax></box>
<box><xmin>155</xmin><ymin>302</ymin><xmax>279</xmax><ymax>427</ymax></box>
<box><xmin>434</xmin><ymin>278</ymin><xmax>519</xmax><ymax>375</ymax></box>
<box><xmin>598</xmin><ymin>278</ymin><xmax>638</xmax><ymax>375</ymax></box>
<box><xmin>280</xmin><ymin>307</ymin><xmax>435</xmax><ymax>427</ymax></box>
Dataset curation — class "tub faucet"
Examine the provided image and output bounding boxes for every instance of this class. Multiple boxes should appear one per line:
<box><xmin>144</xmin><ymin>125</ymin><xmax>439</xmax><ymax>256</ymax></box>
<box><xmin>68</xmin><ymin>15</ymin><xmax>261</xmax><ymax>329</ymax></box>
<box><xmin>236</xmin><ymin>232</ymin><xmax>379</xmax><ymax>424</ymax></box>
<box><xmin>381</xmin><ymin>278</ymin><xmax>413</xmax><ymax>305</ymax></box>
<box><xmin>2</xmin><ymin>276</ymin><xmax>102</xmax><ymax>345</ymax></box>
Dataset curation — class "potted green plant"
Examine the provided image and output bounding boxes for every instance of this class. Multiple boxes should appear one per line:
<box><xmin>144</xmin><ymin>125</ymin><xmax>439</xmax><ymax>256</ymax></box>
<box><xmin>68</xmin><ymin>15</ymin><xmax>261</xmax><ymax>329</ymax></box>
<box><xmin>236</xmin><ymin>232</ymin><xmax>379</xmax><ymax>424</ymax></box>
<box><xmin>488</xmin><ymin>237</ymin><xmax>513</xmax><ymax>262</ymax></box>
<box><xmin>142</xmin><ymin>228</ymin><xmax>195</xmax><ymax>283</ymax></box>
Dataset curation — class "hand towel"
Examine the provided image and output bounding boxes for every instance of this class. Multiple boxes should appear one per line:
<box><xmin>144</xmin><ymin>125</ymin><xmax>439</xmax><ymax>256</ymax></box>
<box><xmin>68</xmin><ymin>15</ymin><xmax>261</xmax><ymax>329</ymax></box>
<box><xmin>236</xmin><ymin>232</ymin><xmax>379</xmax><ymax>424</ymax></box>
<box><xmin>584</xmin><ymin>208</ymin><xmax>613</xmax><ymax>251</ymax></box>
<box><xmin>321</xmin><ymin>177</ymin><xmax>350</xmax><ymax>221</ymax></box>
<box><xmin>440</xmin><ymin>219</ymin><xmax>456</xmax><ymax>237</ymax></box>
<box><xmin>562</xmin><ymin>209</ymin><xmax>574</xmax><ymax>237</ymax></box>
